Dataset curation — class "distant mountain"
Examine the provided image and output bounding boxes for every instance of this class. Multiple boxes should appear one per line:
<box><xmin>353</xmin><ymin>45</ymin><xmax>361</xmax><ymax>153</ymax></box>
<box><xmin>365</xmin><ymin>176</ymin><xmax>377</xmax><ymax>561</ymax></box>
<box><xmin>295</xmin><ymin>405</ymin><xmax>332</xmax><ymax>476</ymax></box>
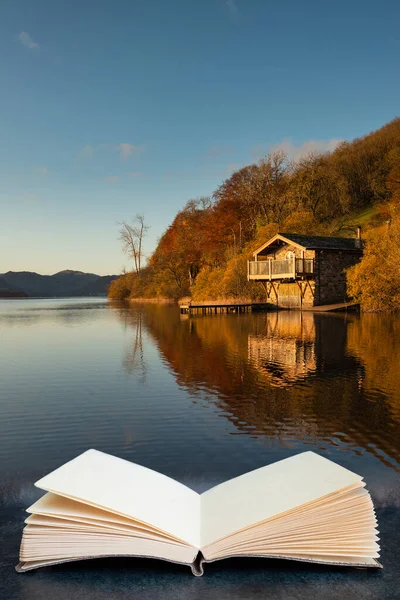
<box><xmin>0</xmin><ymin>277</ymin><xmax>28</xmax><ymax>298</ymax></box>
<box><xmin>0</xmin><ymin>270</ymin><xmax>119</xmax><ymax>298</ymax></box>
<box><xmin>80</xmin><ymin>275</ymin><xmax>120</xmax><ymax>296</ymax></box>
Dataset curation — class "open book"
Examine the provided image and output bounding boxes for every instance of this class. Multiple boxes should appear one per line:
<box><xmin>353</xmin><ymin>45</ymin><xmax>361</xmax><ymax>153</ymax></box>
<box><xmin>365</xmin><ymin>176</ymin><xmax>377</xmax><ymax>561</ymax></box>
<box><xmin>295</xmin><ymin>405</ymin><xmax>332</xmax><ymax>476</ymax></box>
<box><xmin>16</xmin><ymin>450</ymin><xmax>381</xmax><ymax>575</ymax></box>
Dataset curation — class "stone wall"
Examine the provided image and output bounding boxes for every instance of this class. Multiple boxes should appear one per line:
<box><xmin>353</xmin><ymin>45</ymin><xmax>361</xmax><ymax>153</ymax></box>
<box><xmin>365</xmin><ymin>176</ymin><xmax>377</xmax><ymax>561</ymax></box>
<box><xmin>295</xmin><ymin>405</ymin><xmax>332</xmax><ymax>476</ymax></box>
<box><xmin>314</xmin><ymin>250</ymin><xmax>362</xmax><ymax>305</ymax></box>
<box><xmin>274</xmin><ymin>244</ymin><xmax>315</xmax><ymax>261</ymax></box>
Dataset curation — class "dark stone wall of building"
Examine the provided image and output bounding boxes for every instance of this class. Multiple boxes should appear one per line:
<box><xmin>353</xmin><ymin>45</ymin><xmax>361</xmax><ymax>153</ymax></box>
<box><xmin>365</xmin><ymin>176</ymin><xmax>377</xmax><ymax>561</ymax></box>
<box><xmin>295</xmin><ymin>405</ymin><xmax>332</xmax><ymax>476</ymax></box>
<box><xmin>314</xmin><ymin>250</ymin><xmax>362</xmax><ymax>305</ymax></box>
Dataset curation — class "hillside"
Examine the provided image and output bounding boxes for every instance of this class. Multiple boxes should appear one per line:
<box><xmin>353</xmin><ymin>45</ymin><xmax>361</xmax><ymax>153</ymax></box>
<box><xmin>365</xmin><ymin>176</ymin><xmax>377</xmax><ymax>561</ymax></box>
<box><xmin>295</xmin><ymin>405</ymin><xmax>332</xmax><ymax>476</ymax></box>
<box><xmin>0</xmin><ymin>277</ymin><xmax>28</xmax><ymax>298</ymax></box>
<box><xmin>0</xmin><ymin>270</ymin><xmax>118</xmax><ymax>298</ymax></box>
<box><xmin>108</xmin><ymin>117</ymin><xmax>400</xmax><ymax>309</ymax></box>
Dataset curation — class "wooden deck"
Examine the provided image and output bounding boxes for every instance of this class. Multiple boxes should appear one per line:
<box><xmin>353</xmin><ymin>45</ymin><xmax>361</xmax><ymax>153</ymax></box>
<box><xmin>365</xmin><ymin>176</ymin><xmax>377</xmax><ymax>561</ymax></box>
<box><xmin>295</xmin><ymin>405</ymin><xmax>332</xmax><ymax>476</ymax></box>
<box><xmin>248</xmin><ymin>258</ymin><xmax>314</xmax><ymax>281</ymax></box>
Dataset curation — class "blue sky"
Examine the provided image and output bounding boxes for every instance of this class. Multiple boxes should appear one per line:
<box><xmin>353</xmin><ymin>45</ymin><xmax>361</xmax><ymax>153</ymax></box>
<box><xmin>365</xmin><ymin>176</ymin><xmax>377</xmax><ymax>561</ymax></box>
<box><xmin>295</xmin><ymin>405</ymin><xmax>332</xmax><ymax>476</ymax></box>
<box><xmin>1</xmin><ymin>0</ymin><xmax>399</xmax><ymax>275</ymax></box>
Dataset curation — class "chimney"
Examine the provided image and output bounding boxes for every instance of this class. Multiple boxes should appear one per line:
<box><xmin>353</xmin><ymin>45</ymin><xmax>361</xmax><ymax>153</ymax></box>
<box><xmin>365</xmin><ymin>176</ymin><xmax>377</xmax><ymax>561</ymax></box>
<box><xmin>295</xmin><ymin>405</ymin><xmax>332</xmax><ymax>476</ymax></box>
<box><xmin>355</xmin><ymin>226</ymin><xmax>362</xmax><ymax>248</ymax></box>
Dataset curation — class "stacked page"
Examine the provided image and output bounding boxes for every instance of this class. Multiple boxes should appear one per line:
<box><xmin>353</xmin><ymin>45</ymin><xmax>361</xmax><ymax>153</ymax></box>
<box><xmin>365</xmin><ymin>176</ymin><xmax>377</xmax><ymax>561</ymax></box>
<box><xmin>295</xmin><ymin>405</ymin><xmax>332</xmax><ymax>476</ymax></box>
<box><xmin>16</xmin><ymin>449</ymin><xmax>381</xmax><ymax>575</ymax></box>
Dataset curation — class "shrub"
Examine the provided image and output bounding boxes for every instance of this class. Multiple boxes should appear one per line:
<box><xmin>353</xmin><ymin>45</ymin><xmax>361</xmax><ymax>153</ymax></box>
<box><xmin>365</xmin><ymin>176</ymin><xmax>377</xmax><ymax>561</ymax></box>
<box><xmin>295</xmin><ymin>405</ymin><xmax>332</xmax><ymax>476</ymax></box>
<box><xmin>108</xmin><ymin>274</ymin><xmax>134</xmax><ymax>299</ymax></box>
<box><xmin>347</xmin><ymin>208</ymin><xmax>400</xmax><ymax>311</ymax></box>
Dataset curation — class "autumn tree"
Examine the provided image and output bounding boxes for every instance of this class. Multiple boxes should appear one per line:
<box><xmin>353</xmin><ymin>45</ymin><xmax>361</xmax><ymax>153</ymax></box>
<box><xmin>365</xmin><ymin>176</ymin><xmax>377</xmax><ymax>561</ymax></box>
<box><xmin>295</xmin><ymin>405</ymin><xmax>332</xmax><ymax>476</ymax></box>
<box><xmin>387</xmin><ymin>145</ymin><xmax>400</xmax><ymax>200</ymax></box>
<box><xmin>247</xmin><ymin>151</ymin><xmax>291</xmax><ymax>225</ymax></box>
<box><xmin>332</xmin><ymin>119</ymin><xmax>400</xmax><ymax>210</ymax></box>
<box><xmin>289</xmin><ymin>153</ymin><xmax>349</xmax><ymax>220</ymax></box>
<box><xmin>212</xmin><ymin>165</ymin><xmax>259</xmax><ymax>244</ymax></box>
<box><xmin>211</xmin><ymin>153</ymin><xmax>291</xmax><ymax>251</ymax></box>
<box><xmin>150</xmin><ymin>198</ymin><xmax>212</xmax><ymax>295</ymax></box>
<box><xmin>281</xmin><ymin>211</ymin><xmax>321</xmax><ymax>235</ymax></box>
<box><xmin>179</xmin><ymin>199</ymin><xmax>210</xmax><ymax>286</ymax></box>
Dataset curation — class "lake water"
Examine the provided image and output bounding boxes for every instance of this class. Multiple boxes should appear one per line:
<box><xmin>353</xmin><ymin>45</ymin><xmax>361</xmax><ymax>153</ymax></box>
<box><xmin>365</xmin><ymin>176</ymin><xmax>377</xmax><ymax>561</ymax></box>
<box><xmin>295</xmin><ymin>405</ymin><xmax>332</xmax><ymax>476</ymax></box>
<box><xmin>1</xmin><ymin>298</ymin><xmax>399</xmax><ymax>599</ymax></box>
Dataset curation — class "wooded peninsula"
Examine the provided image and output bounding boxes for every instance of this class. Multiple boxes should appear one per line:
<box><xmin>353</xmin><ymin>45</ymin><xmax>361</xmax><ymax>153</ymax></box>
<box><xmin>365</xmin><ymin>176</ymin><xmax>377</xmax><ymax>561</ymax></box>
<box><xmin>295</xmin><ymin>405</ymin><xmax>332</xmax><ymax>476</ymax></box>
<box><xmin>109</xmin><ymin>118</ymin><xmax>400</xmax><ymax>312</ymax></box>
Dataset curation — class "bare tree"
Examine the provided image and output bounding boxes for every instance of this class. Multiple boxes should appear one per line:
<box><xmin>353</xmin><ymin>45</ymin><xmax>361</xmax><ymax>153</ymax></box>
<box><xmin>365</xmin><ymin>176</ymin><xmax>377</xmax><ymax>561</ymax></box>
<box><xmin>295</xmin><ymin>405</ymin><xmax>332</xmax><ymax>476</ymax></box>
<box><xmin>119</xmin><ymin>214</ymin><xmax>150</xmax><ymax>274</ymax></box>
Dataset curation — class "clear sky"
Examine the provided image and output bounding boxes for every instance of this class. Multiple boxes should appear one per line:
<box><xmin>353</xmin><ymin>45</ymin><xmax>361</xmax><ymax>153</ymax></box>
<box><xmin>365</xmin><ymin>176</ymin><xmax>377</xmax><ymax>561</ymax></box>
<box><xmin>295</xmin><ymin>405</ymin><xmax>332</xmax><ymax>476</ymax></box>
<box><xmin>1</xmin><ymin>0</ymin><xmax>399</xmax><ymax>275</ymax></box>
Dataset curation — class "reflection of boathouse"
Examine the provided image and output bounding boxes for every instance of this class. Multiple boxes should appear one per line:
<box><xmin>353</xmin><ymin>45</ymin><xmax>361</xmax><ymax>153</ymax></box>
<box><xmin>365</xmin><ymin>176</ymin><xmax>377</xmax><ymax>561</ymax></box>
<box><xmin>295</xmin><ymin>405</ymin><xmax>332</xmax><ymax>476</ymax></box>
<box><xmin>248</xmin><ymin>312</ymin><xmax>317</xmax><ymax>386</ymax></box>
<box><xmin>114</xmin><ymin>303</ymin><xmax>400</xmax><ymax>468</ymax></box>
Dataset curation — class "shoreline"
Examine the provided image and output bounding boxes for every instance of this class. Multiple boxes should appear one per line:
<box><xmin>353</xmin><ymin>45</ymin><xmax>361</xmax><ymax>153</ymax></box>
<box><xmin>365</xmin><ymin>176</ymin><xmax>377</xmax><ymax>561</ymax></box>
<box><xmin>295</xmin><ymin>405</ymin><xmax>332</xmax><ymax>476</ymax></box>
<box><xmin>127</xmin><ymin>297</ymin><xmax>177</xmax><ymax>304</ymax></box>
<box><xmin>121</xmin><ymin>296</ymin><xmax>257</xmax><ymax>305</ymax></box>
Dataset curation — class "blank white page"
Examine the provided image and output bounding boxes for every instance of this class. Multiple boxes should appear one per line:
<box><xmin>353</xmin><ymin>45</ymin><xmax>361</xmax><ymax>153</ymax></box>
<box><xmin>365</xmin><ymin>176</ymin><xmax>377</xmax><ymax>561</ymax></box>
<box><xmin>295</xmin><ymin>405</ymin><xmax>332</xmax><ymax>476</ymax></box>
<box><xmin>34</xmin><ymin>450</ymin><xmax>200</xmax><ymax>547</ymax></box>
<box><xmin>200</xmin><ymin>452</ymin><xmax>363</xmax><ymax>548</ymax></box>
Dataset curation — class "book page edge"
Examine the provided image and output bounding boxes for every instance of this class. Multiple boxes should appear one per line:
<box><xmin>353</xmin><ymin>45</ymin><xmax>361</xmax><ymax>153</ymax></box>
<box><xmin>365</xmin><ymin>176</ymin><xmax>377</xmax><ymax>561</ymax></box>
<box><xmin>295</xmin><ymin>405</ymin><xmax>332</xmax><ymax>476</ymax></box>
<box><xmin>15</xmin><ymin>553</ymin><xmax>382</xmax><ymax>578</ymax></box>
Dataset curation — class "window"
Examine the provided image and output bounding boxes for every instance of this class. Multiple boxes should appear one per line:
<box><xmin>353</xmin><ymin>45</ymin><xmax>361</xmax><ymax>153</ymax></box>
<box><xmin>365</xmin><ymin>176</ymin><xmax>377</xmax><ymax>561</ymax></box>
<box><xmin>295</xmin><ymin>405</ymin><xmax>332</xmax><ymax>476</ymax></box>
<box><xmin>286</xmin><ymin>251</ymin><xmax>295</xmax><ymax>261</ymax></box>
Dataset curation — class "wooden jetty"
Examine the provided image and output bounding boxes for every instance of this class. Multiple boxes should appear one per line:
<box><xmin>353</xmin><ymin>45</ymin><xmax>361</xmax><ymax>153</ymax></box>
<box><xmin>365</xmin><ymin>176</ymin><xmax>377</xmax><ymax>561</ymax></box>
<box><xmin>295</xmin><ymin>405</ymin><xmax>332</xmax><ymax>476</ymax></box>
<box><xmin>179</xmin><ymin>301</ymin><xmax>272</xmax><ymax>315</ymax></box>
<box><xmin>302</xmin><ymin>301</ymin><xmax>360</xmax><ymax>313</ymax></box>
<box><xmin>179</xmin><ymin>300</ymin><xmax>359</xmax><ymax>315</ymax></box>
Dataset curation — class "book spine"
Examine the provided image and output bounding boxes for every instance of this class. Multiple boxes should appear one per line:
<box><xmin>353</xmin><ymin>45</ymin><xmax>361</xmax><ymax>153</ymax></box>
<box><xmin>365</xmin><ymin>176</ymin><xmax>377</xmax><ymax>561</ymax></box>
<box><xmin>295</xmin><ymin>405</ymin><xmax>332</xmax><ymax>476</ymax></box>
<box><xmin>190</xmin><ymin>553</ymin><xmax>205</xmax><ymax>576</ymax></box>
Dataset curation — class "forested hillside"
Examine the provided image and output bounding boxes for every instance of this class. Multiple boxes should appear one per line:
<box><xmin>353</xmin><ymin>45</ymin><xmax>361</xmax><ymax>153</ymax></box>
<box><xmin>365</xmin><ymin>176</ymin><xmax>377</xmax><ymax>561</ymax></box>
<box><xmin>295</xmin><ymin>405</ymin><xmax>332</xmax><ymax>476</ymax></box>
<box><xmin>109</xmin><ymin>118</ymin><xmax>400</xmax><ymax>310</ymax></box>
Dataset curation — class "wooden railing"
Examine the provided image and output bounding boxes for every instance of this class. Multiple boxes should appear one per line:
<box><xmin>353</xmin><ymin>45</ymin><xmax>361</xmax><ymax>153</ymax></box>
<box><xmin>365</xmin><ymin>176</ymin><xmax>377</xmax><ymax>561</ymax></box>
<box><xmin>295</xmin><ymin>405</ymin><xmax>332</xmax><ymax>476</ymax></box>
<box><xmin>248</xmin><ymin>258</ymin><xmax>314</xmax><ymax>280</ymax></box>
<box><xmin>296</xmin><ymin>258</ymin><xmax>314</xmax><ymax>275</ymax></box>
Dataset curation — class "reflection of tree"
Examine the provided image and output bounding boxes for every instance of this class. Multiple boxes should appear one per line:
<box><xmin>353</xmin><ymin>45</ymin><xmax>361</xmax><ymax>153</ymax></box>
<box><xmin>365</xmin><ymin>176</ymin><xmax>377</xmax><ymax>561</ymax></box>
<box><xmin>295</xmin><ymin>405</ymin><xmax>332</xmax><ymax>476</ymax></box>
<box><xmin>112</xmin><ymin>303</ymin><xmax>400</xmax><ymax>471</ymax></box>
<box><xmin>111</xmin><ymin>302</ymin><xmax>148</xmax><ymax>382</ymax></box>
<box><xmin>347</xmin><ymin>314</ymin><xmax>400</xmax><ymax>434</ymax></box>
<box><xmin>123</xmin><ymin>312</ymin><xmax>147</xmax><ymax>382</ymax></box>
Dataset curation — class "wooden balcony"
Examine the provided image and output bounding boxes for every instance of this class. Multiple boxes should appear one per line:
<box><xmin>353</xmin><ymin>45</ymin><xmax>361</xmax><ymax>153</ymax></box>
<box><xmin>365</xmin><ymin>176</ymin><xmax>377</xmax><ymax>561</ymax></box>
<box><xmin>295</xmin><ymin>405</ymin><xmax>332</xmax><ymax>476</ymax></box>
<box><xmin>247</xmin><ymin>258</ymin><xmax>314</xmax><ymax>281</ymax></box>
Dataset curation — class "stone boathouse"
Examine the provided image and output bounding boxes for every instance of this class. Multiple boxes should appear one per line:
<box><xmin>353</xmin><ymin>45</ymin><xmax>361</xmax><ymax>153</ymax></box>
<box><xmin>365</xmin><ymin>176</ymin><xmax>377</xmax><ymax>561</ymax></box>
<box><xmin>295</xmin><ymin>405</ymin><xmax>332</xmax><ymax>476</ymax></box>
<box><xmin>247</xmin><ymin>230</ymin><xmax>363</xmax><ymax>309</ymax></box>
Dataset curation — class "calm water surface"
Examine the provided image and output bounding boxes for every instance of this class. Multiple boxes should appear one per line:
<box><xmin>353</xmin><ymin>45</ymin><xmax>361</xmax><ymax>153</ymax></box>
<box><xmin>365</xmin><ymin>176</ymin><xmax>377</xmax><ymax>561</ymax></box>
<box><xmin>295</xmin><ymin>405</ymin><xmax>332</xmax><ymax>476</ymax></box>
<box><xmin>1</xmin><ymin>298</ymin><xmax>399</xmax><ymax>599</ymax></box>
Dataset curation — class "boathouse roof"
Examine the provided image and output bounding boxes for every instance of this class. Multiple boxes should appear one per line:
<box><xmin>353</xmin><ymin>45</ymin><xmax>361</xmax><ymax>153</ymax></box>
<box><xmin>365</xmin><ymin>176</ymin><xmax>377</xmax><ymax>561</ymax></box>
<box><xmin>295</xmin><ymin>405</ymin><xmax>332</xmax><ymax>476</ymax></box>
<box><xmin>254</xmin><ymin>233</ymin><xmax>362</xmax><ymax>256</ymax></box>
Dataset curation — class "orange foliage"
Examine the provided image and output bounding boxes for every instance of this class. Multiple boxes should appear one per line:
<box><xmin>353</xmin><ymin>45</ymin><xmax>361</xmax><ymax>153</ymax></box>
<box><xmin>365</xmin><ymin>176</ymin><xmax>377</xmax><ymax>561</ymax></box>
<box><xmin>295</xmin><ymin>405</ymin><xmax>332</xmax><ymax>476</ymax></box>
<box><xmin>347</xmin><ymin>208</ymin><xmax>400</xmax><ymax>311</ymax></box>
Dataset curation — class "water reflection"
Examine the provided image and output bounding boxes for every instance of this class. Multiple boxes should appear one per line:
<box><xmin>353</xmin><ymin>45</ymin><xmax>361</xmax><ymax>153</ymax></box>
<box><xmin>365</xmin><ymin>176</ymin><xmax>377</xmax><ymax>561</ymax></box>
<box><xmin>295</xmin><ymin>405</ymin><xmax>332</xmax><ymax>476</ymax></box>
<box><xmin>248</xmin><ymin>312</ymin><xmax>317</xmax><ymax>386</ymax></box>
<box><xmin>118</xmin><ymin>309</ymin><xmax>147</xmax><ymax>381</ymax></box>
<box><xmin>115</xmin><ymin>304</ymin><xmax>400</xmax><ymax>472</ymax></box>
